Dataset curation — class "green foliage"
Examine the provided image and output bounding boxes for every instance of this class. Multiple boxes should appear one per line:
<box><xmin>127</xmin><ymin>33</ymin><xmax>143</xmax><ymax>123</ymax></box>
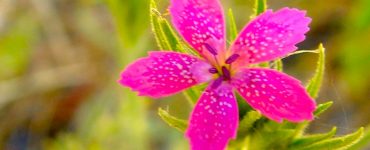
<box><xmin>306</xmin><ymin>44</ymin><xmax>325</xmax><ymax>98</ymax></box>
<box><xmin>150</xmin><ymin>0</ymin><xmax>179</xmax><ymax>51</ymax></box>
<box><xmin>182</xmin><ymin>88</ymin><xmax>200</xmax><ymax>105</ymax></box>
<box><xmin>295</xmin><ymin>128</ymin><xmax>364</xmax><ymax>150</ymax></box>
<box><xmin>273</xmin><ymin>59</ymin><xmax>283</xmax><ymax>72</ymax></box>
<box><xmin>258</xmin><ymin>62</ymin><xmax>270</xmax><ymax>68</ymax></box>
<box><xmin>254</xmin><ymin>0</ymin><xmax>267</xmax><ymax>16</ymax></box>
<box><xmin>158</xmin><ymin>108</ymin><xmax>188</xmax><ymax>132</ymax></box>
<box><xmin>237</xmin><ymin>110</ymin><xmax>262</xmax><ymax>138</ymax></box>
<box><xmin>348</xmin><ymin>125</ymin><xmax>370</xmax><ymax>150</ymax></box>
<box><xmin>227</xmin><ymin>9</ymin><xmax>238</xmax><ymax>43</ymax></box>
<box><xmin>237</xmin><ymin>120</ymin><xmax>363</xmax><ymax>150</ymax></box>
<box><xmin>243</xmin><ymin>121</ymin><xmax>296</xmax><ymax>150</ymax></box>
<box><xmin>286</xmin><ymin>49</ymin><xmax>320</xmax><ymax>57</ymax></box>
<box><xmin>182</xmin><ymin>84</ymin><xmax>206</xmax><ymax>105</ymax></box>
<box><xmin>314</xmin><ymin>101</ymin><xmax>334</xmax><ymax>116</ymax></box>
<box><xmin>288</xmin><ymin>127</ymin><xmax>337</xmax><ymax>149</ymax></box>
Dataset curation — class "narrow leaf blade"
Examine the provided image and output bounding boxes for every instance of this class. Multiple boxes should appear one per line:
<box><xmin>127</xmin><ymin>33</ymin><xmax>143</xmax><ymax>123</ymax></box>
<box><xmin>227</xmin><ymin>9</ymin><xmax>238</xmax><ymax>43</ymax></box>
<box><xmin>150</xmin><ymin>0</ymin><xmax>170</xmax><ymax>50</ymax></box>
<box><xmin>273</xmin><ymin>59</ymin><xmax>283</xmax><ymax>71</ymax></box>
<box><xmin>150</xmin><ymin>0</ymin><xmax>183</xmax><ymax>51</ymax></box>
<box><xmin>255</xmin><ymin>0</ymin><xmax>267</xmax><ymax>15</ymax></box>
<box><xmin>347</xmin><ymin>125</ymin><xmax>370</xmax><ymax>150</ymax></box>
<box><xmin>306</xmin><ymin>44</ymin><xmax>326</xmax><ymax>98</ymax></box>
<box><xmin>183</xmin><ymin>83</ymin><xmax>207</xmax><ymax>105</ymax></box>
<box><xmin>160</xmin><ymin>19</ymin><xmax>181</xmax><ymax>50</ymax></box>
<box><xmin>183</xmin><ymin>87</ymin><xmax>201</xmax><ymax>105</ymax></box>
<box><xmin>158</xmin><ymin>108</ymin><xmax>188</xmax><ymax>132</ymax></box>
<box><xmin>299</xmin><ymin>128</ymin><xmax>364</xmax><ymax>150</ymax></box>
<box><xmin>237</xmin><ymin>110</ymin><xmax>262</xmax><ymax>137</ymax></box>
<box><xmin>289</xmin><ymin>127</ymin><xmax>337</xmax><ymax>149</ymax></box>
<box><xmin>314</xmin><ymin>101</ymin><xmax>333</xmax><ymax>117</ymax></box>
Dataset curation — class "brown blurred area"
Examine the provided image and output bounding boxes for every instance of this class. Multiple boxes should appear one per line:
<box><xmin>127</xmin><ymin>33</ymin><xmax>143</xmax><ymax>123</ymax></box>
<box><xmin>0</xmin><ymin>0</ymin><xmax>116</xmax><ymax>148</ymax></box>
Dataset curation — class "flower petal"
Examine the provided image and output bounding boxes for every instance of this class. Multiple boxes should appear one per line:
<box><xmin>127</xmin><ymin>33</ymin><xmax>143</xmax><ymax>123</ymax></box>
<box><xmin>231</xmin><ymin>68</ymin><xmax>316</xmax><ymax>122</ymax></box>
<box><xmin>170</xmin><ymin>0</ymin><xmax>226</xmax><ymax>60</ymax></box>
<box><xmin>186</xmin><ymin>83</ymin><xmax>238</xmax><ymax>150</ymax></box>
<box><xmin>230</xmin><ymin>8</ymin><xmax>311</xmax><ymax>64</ymax></box>
<box><xmin>119</xmin><ymin>51</ymin><xmax>212</xmax><ymax>98</ymax></box>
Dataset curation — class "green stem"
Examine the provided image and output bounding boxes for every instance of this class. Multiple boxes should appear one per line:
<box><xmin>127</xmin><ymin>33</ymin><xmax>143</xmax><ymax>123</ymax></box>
<box><xmin>255</xmin><ymin>0</ymin><xmax>267</xmax><ymax>15</ymax></box>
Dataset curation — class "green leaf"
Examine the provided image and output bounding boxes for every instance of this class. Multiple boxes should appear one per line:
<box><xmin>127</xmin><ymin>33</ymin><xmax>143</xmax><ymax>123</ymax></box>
<box><xmin>314</xmin><ymin>101</ymin><xmax>333</xmax><ymax>117</ymax></box>
<box><xmin>150</xmin><ymin>0</ymin><xmax>180</xmax><ymax>50</ymax></box>
<box><xmin>268</xmin><ymin>129</ymin><xmax>296</xmax><ymax>149</ymax></box>
<box><xmin>177</xmin><ymin>37</ymin><xmax>199</xmax><ymax>56</ymax></box>
<box><xmin>150</xmin><ymin>0</ymin><xmax>171</xmax><ymax>50</ymax></box>
<box><xmin>227</xmin><ymin>9</ymin><xmax>238</xmax><ymax>43</ymax></box>
<box><xmin>306</xmin><ymin>44</ymin><xmax>326</xmax><ymax>98</ymax></box>
<box><xmin>237</xmin><ymin>110</ymin><xmax>262</xmax><ymax>137</ymax></box>
<box><xmin>158</xmin><ymin>108</ymin><xmax>188</xmax><ymax>132</ymax></box>
<box><xmin>183</xmin><ymin>83</ymin><xmax>207</xmax><ymax>105</ymax></box>
<box><xmin>258</xmin><ymin>62</ymin><xmax>270</xmax><ymax>68</ymax></box>
<box><xmin>236</xmin><ymin>94</ymin><xmax>253</xmax><ymax>117</ymax></box>
<box><xmin>286</xmin><ymin>49</ymin><xmax>319</xmax><ymax>57</ymax></box>
<box><xmin>159</xmin><ymin>18</ymin><xmax>181</xmax><ymax>50</ymax></box>
<box><xmin>246</xmin><ymin>128</ymin><xmax>296</xmax><ymax>150</ymax></box>
<box><xmin>347</xmin><ymin>126</ymin><xmax>370</xmax><ymax>150</ymax></box>
<box><xmin>297</xmin><ymin>128</ymin><xmax>364</xmax><ymax>150</ymax></box>
<box><xmin>150</xmin><ymin>2</ymin><xmax>168</xmax><ymax>50</ymax></box>
<box><xmin>183</xmin><ymin>87</ymin><xmax>202</xmax><ymax>105</ymax></box>
<box><xmin>289</xmin><ymin>101</ymin><xmax>333</xmax><ymax>140</ymax></box>
<box><xmin>288</xmin><ymin>127</ymin><xmax>337</xmax><ymax>149</ymax></box>
<box><xmin>255</xmin><ymin>0</ymin><xmax>267</xmax><ymax>15</ymax></box>
<box><xmin>273</xmin><ymin>59</ymin><xmax>283</xmax><ymax>72</ymax></box>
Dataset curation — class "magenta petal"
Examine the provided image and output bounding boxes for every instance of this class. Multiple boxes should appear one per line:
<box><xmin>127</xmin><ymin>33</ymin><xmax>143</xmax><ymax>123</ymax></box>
<box><xmin>186</xmin><ymin>83</ymin><xmax>238</xmax><ymax>150</ymax></box>
<box><xmin>232</xmin><ymin>68</ymin><xmax>316</xmax><ymax>122</ymax></box>
<box><xmin>230</xmin><ymin>8</ymin><xmax>311</xmax><ymax>64</ymax></box>
<box><xmin>170</xmin><ymin>0</ymin><xmax>226</xmax><ymax>59</ymax></box>
<box><xmin>119</xmin><ymin>51</ymin><xmax>211</xmax><ymax>98</ymax></box>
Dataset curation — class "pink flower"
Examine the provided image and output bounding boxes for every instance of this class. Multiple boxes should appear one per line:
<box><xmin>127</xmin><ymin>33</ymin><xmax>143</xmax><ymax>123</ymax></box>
<box><xmin>119</xmin><ymin>0</ymin><xmax>316</xmax><ymax>149</ymax></box>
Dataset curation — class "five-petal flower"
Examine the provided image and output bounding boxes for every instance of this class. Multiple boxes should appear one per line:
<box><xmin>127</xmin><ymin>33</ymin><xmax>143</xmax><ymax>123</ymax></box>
<box><xmin>119</xmin><ymin>0</ymin><xmax>316</xmax><ymax>149</ymax></box>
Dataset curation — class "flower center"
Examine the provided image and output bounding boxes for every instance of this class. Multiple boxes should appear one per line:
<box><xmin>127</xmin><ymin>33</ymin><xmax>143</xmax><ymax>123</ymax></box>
<box><xmin>209</xmin><ymin>66</ymin><xmax>232</xmax><ymax>89</ymax></box>
<box><xmin>205</xmin><ymin>44</ymin><xmax>240</xmax><ymax>89</ymax></box>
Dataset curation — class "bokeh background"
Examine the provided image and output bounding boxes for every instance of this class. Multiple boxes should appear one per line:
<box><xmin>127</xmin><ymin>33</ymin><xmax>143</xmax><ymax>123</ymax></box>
<box><xmin>0</xmin><ymin>0</ymin><xmax>369</xmax><ymax>149</ymax></box>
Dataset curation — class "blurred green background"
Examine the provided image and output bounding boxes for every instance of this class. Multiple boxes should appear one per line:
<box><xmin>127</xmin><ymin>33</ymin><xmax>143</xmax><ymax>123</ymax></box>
<box><xmin>0</xmin><ymin>0</ymin><xmax>369</xmax><ymax>149</ymax></box>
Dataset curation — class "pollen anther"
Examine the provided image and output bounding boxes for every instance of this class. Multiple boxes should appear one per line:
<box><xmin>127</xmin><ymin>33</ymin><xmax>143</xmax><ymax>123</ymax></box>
<box><xmin>222</xmin><ymin>66</ymin><xmax>231</xmax><ymax>80</ymax></box>
<box><xmin>204</xmin><ymin>43</ymin><xmax>218</xmax><ymax>55</ymax></box>
<box><xmin>225</xmin><ymin>54</ymin><xmax>240</xmax><ymax>64</ymax></box>
<box><xmin>208</xmin><ymin>68</ymin><xmax>218</xmax><ymax>74</ymax></box>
